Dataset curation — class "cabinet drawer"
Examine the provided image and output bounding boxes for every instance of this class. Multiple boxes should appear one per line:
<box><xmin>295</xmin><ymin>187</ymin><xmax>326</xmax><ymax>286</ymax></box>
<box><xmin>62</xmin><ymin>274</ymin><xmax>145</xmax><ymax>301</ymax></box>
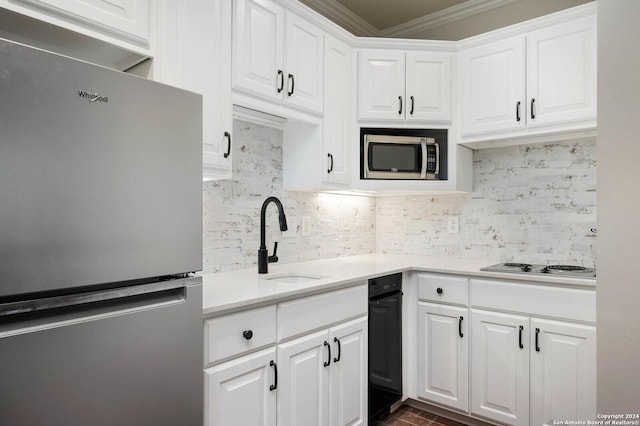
<box><xmin>204</xmin><ymin>305</ymin><xmax>276</xmax><ymax>366</ymax></box>
<box><xmin>470</xmin><ymin>279</ymin><xmax>595</xmax><ymax>323</ymax></box>
<box><xmin>277</xmin><ymin>284</ymin><xmax>367</xmax><ymax>341</ymax></box>
<box><xmin>417</xmin><ymin>273</ymin><xmax>468</xmax><ymax>306</ymax></box>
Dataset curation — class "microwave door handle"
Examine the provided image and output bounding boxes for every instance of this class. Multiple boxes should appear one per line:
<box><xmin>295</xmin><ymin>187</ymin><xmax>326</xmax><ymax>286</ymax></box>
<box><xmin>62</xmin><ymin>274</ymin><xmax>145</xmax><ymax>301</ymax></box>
<box><xmin>434</xmin><ymin>143</ymin><xmax>440</xmax><ymax>177</ymax></box>
<box><xmin>420</xmin><ymin>140</ymin><xmax>427</xmax><ymax>179</ymax></box>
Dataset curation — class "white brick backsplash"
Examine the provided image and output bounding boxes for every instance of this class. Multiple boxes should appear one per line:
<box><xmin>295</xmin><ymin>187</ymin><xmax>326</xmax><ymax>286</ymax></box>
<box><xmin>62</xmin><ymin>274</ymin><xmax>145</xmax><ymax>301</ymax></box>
<box><xmin>377</xmin><ymin>138</ymin><xmax>597</xmax><ymax>267</ymax></box>
<box><xmin>203</xmin><ymin>120</ymin><xmax>596</xmax><ymax>272</ymax></box>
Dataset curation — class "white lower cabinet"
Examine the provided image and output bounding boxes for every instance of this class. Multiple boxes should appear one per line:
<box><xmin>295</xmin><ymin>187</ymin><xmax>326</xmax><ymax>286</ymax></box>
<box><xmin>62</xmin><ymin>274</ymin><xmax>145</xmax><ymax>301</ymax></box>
<box><xmin>204</xmin><ymin>285</ymin><xmax>367</xmax><ymax>426</ymax></box>
<box><xmin>529</xmin><ymin>318</ymin><xmax>596</xmax><ymax>425</ymax></box>
<box><xmin>205</xmin><ymin>347</ymin><xmax>277</xmax><ymax>426</ymax></box>
<box><xmin>417</xmin><ymin>302</ymin><xmax>468</xmax><ymax>412</ymax></box>
<box><xmin>470</xmin><ymin>309</ymin><xmax>530</xmax><ymax>425</ymax></box>
<box><xmin>470</xmin><ymin>309</ymin><xmax>596</xmax><ymax>425</ymax></box>
<box><xmin>278</xmin><ymin>316</ymin><xmax>368</xmax><ymax>426</ymax></box>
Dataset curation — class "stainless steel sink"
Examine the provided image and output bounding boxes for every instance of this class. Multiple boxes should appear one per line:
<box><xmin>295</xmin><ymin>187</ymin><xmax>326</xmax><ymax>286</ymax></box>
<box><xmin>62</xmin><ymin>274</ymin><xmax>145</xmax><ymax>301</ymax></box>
<box><xmin>261</xmin><ymin>273</ymin><xmax>327</xmax><ymax>284</ymax></box>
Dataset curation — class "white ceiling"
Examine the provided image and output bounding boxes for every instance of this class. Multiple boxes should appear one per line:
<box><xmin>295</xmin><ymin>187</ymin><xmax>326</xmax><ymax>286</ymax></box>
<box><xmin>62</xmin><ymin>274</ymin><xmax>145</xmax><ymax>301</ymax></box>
<box><xmin>299</xmin><ymin>0</ymin><xmax>594</xmax><ymax>40</ymax></box>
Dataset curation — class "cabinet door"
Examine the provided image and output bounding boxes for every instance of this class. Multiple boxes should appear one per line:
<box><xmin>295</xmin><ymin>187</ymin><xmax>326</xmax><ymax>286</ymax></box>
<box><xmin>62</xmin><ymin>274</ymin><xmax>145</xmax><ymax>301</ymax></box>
<box><xmin>329</xmin><ymin>317</ymin><xmax>368</xmax><ymax>426</ymax></box>
<box><xmin>176</xmin><ymin>0</ymin><xmax>232</xmax><ymax>180</ymax></box>
<box><xmin>405</xmin><ymin>52</ymin><xmax>452</xmax><ymax>122</ymax></box>
<box><xmin>417</xmin><ymin>303</ymin><xmax>468</xmax><ymax>412</ymax></box>
<box><xmin>278</xmin><ymin>330</ymin><xmax>330</xmax><ymax>426</ymax></box>
<box><xmin>461</xmin><ymin>36</ymin><xmax>526</xmax><ymax>137</ymax></box>
<box><xmin>323</xmin><ymin>35</ymin><xmax>352</xmax><ymax>185</ymax></box>
<box><xmin>284</xmin><ymin>12</ymin><xmax>324</xmax><ymax>114</ymax></box>
<box><xmin>526</xmin><ymin>15</ymin><xmax>597</xmax><ymax>129</ymax></box>
<box><xmin>530</xmin><ymin>319</ymin><xmax>596</xmax><ymax>426</ymax></box>
<box><xmin>232</xmin><ymin>0</ymin><xmax>284</xmax><ymax>101</ymax></box>
<box><xmin>357</xmin><ymin>50</ymin><xmax>405</xmax><ymax>121</ymax></box>
<box><xmin>470</xmin><ymin>309</ymin><xmax>529</xmax><ymax>426</ymax></box>
<box><xmin>12</xmin><ymin>0</ymin><xmax>151</xmax><ymax>45</ymax></box>
<box><xmin>205</xmin><ymin>347</ymin><xmax>277</xmax><ymax>426</ymax></box>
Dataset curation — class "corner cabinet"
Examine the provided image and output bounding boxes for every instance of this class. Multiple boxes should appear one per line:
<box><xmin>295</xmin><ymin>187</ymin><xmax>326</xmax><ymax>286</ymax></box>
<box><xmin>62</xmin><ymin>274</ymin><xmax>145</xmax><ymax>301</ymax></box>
<box><xmin>172</xmin><ymin>0</ymin><xmax>233</xmax><ymax>180</ymax></box>
<box><xmin>357</xmin><ymin>49</ymin><xmax>452</xmax><ymax>123</ymax></box>
<box><xmin>232</xmin><ymin>0</ymin><xmax>324</xmax><ymax>115</ymax></box>
<box><xmin>460</xmin><ymin>9</ymin><xmax>596</xmax><ymax>144</ymax></box>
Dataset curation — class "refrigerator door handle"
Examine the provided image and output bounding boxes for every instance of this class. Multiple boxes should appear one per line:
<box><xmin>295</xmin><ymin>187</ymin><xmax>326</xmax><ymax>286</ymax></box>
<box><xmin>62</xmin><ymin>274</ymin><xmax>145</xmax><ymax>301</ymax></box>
<box><xmin>0</xmin><ymin>279</ymin><xmax>189</xmax><ymax>318</ymax></box>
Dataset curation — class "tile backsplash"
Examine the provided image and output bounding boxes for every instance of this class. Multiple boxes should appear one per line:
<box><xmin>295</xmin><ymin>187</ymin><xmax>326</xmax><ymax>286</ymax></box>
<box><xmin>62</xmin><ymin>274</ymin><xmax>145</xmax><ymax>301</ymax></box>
<box><xmin>377</xmin><ymin>138</ymin><xmax>597</xmax><ymax>267</ymax></box>
<box><xmin>202</xmin><ymin>120</ymin><xmax>376</xmax><ymax>273</ymax></box>
<box><xmin>203</xmin><ymin>120</ymin><xmax>596</xmax><ymax>273</ymax></box>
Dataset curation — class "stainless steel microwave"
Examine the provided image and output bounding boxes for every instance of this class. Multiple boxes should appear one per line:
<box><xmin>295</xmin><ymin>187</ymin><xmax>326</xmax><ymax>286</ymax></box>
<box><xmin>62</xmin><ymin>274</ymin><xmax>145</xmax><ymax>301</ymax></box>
<box><xmin>363</xmin><ymin>134</ymin><xmax>439</xmax><ymax>180</ymax></box>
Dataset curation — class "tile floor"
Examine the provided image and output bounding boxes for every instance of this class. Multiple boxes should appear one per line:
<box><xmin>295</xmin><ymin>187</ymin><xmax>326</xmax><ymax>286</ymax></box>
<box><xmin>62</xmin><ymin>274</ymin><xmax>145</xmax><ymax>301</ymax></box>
<box><xmin>374</xmin><ymin>404</ymin><xmax>469</xmax><ymax>426</ymax></box>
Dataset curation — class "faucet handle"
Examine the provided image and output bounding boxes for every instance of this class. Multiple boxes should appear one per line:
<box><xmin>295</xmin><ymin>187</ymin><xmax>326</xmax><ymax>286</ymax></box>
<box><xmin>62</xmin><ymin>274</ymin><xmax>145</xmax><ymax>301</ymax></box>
<box><xmin>268</xmin><ymin>242</ymin><xmax>279</xmax><ymax>264</ymax></box>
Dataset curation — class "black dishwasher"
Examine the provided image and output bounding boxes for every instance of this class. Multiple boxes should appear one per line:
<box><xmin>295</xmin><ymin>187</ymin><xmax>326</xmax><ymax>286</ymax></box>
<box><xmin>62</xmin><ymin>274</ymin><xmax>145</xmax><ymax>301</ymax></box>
<box><xmin>368</xmin><ymin>273</ymin><xmax>402</xmax><ymax>423</ymax></box>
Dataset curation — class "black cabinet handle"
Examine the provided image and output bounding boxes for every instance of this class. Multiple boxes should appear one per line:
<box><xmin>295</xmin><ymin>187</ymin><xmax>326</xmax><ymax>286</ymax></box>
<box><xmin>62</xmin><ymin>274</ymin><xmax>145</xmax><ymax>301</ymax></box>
<box><xmin>333</xmin><ymin>337</ymin><xmax>341</xmax><ymax>363</ymax></box>
<box><xmin>458</xmin><ymin>316</ymin><xmax>464</xmax><ymax>338</ymax></box>
<box><xmin>530</xmin><ymin>98</ymin><xmax>536</xmax><ymax>119</ymax></box>
<box><xmin>516</xmin><ymin>101</ymin><xmax>521</xmax><ymax>122</ymax></box>
<box><xmin>223</xmin><ymin>131</ymin><xmax>231</xmax><ymax>158</ymax></box>
<box><xmin>398</xmin><ymin>96</ymin><xmax>403</xmax><ymax>115</ymax></box>
<box><xmin>287</xmin><ymin>73</ymin><xmax>294</xmax><ymax>96</ymax></box>
<box><xmin>436</xmin><ymin>287</ymin><xmax>443</xmax><ymax>295</ymax></box>
<box><xmin>269</xmin><ymin>360</ymin><xmax>278</xmax><ymax>391</ymax></box>
<box><xmin>410</xmin><ymin>96</ymin><xmax>415</xmax><ymax>115</ymax></box>
<box><xmin>242</xmin><ymin>330</ymin><xmax>253</xmax><ymax>340</ymax></box>
<box><xmin>323</xmin><ymin>340</ymin><xmax>331</xmax><ymax>367</ymax></box>
<box><xmin>535</xmin><ymin>328</ymin><xmax>541</xmax><ymax>352</ymax></box>
<box><xmin>277</xmin><ymin>70</ymin><xmax>284</xmax><ymax>93</ymax></box>
<box><xmin>519</xmin><ymin>325</ymin><xmax>524</xmax><ymax>349</ymax></box>
<box><xmin>327</xmin><ymin>153</ymin><xmax>334</xmax><ymax>174</ymax></box>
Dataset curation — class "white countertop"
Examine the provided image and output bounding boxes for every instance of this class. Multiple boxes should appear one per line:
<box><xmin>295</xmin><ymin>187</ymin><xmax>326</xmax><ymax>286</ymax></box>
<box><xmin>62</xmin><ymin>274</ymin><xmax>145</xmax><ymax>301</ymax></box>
<box><xmin>201</xmin><ymin>254</ymin><xmax>596</xmax><ymax>316</ymax></box>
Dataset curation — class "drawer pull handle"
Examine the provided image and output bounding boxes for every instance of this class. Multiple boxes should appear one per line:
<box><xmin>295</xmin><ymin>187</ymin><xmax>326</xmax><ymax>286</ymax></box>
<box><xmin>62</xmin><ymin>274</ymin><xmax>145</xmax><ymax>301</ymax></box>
<box><xmin>324</xmin><ymin>340</ymin><xmax>331</xmax><ymax>367</ymax></box>
<box><xmin>242</xmin><ymin>330</ymin><xmax>253</xmax><ymax>340</ymax></box>
<box><xmin>458</xmin><ymin>316</ymin><xmax>464</xmax><ymax>338</ymax></box>
<box><xmin>519</xmin><ymin>325</ymin><xmax>524</xmax><ymax>349</ymax></box>
<box><xmin>333</xmin><ymin>337</ymin><xmax>341</xmax><ymax>363</ymax></box>
<box><xmin>269</xmin><ymin>360</ymin><xmax>278</xmax><ymax>391</ymax></box>
<box><xmin>535</xmin><ymin>328</ymin><xmax>541</xmax><ymax>352</ymax></box>
<box><xmin>436</xmin><ymin>287</ymin><xmax>443</xmax><ymax>295</ymax></box>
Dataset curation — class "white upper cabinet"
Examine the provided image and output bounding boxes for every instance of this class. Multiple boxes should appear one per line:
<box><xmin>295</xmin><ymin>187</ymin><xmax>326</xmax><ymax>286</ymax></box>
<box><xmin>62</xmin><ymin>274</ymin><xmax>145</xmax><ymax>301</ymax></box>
<box><xmin>357</xmin><ymin>50</ymin><xmax>405</xmax><ymax>121</ymax></box>
<box><xmin>405</xmin><ymin>51</ymin><xmax>452</xmax><ymax>122</ymax></box>
<box><xmin>460</xmin><ymin>36</ymin><xmax>526</xmax><ymax>136</ymax></box>
<box><xmin>5</xmin><ymin>0</ymin><xmax>150</xmax><ymax>46</ymax></box>
<box><xmin>459</xmin><ymin>7</ymin><xmax>596</xmax><ymax>144</ymax></box>
<box><xmin>358</xmin><ymin>49</ymin><xmax>452</xmax><ymax>123</ymax></box>
<box><xmin>526</xmin><ymin>15</ymin><xmax>597</xmax><ymax>129</ymax></box>
<box><xmin>322</xmin><ymin>35</ymin><xmax>352</xmax><ymax>186</ymax></box>
<box><xmin>232</xmin><ymin>0</ymin><xmax>323</xmax><ymax>115</ymax></box>
<box><xmin>173</xmin><ymin>0</ymin><xmax>233</xmax><ymax>181</ymax></box>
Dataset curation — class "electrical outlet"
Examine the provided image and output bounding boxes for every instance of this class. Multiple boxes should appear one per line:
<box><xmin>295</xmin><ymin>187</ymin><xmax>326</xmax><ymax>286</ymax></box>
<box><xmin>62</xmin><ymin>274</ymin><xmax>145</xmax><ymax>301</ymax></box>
<box><xmin>302</xmin><ymin>216</ymin><xmax>311</xmax><ymax>236</ymax></box>
<box><xmin>447</xmin><ymin>215</ymin><xmax>459</xmax><ymax>234</ymax></box>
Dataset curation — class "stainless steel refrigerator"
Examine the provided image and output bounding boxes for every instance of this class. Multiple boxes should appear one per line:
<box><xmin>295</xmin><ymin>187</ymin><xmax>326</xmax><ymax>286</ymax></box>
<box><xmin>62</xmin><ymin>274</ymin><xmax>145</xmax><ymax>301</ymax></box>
<box><xmin>0</xmin><ymin>38</ymin><xmax>204</xmax><ymax>425</ymax></box>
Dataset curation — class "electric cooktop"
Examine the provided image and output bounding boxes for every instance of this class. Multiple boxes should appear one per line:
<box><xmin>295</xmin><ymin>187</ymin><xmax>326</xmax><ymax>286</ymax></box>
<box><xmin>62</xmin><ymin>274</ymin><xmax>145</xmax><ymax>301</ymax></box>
<box><xmin>480</xmin><ymin>262</ymin><xmax>596</xmax><ymax>278</ymax></box>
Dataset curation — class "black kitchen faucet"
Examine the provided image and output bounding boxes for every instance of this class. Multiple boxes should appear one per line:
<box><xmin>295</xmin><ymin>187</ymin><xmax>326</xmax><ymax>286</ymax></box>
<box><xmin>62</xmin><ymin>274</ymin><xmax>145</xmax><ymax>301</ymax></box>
<box><xmin>258</xmin><ymin>196</ymin><xmax>288</xmax><ymax>274</ymax></box>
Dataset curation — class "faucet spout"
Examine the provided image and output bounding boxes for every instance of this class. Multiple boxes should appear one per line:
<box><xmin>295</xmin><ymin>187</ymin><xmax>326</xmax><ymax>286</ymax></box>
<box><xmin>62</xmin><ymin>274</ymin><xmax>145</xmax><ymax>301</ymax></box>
<box><xmin>259</xmin><ymin>196</ymin><xmax>288</xmax><ymax>274</ymax></box>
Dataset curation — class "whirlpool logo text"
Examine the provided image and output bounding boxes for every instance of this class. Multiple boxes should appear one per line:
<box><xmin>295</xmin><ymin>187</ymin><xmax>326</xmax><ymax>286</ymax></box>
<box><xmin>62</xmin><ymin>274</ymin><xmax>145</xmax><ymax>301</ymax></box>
<box><xmin>77</xmin><ymin>90</ymin><xmax>109</xmax><ymax>103</ymax></box>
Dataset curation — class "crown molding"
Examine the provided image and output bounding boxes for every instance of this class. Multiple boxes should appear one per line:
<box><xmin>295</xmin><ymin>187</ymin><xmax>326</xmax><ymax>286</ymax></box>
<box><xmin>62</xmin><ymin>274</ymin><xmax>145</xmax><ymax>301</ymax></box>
<box><xmin>298</xmin><ymin>0</ymin><xmax>379</xmax><ymax>36</ymax></box>
<box><xmin>380</xmin><ymin>0</ymin><xmax>521</xmax><ymax>38</ymax></box>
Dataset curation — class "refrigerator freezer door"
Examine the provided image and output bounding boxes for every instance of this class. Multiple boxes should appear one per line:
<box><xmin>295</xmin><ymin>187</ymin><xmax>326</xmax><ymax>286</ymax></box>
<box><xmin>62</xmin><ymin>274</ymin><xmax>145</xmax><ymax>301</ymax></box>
<box><xmin>0</xmin><ymin>277</ymin><xmax>203</xmax><ymax>426</ymax></box>
<box><xmin>0</xmin><ymin>38</ymin><xmax>203</xmax><ymax>297</ymax></box>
